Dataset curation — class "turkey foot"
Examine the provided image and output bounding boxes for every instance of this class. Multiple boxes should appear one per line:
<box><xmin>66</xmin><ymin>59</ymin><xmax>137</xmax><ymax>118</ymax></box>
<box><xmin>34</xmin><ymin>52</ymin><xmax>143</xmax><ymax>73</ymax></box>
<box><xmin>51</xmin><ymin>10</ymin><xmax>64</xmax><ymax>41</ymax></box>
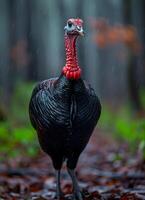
<box><xmin>72</xmin><ymin>191</ymin><xmax>83</xmax><ymax>200</ymax></box>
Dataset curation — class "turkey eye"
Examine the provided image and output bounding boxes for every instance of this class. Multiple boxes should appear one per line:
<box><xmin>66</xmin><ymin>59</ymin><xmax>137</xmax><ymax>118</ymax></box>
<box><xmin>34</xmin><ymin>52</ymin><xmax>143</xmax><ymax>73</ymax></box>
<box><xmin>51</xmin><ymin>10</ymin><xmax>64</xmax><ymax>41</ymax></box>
<box><xmin>68</xmin><ymin>21</ymin><xmax>72</xmax><ymax>28</ymax></box>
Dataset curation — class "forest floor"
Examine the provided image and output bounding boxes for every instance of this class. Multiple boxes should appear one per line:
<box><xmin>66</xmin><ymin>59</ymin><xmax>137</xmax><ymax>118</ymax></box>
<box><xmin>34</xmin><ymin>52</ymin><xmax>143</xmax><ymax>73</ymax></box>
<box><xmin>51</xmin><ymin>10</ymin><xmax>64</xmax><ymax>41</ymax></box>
<box><xmin>0</xmin><ymin>129</ymin><xmax>145</xmax><ymax>200</ymax></box>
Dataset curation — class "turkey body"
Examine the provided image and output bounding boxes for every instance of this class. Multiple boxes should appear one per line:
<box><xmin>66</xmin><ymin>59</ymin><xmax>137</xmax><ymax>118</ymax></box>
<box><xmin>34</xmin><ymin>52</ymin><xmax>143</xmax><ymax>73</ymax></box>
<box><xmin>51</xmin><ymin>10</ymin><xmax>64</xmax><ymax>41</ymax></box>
<box><xmin>29</xmin><ymin>74</ymin><xmax>101</xmax><ymax>169</ymax></box>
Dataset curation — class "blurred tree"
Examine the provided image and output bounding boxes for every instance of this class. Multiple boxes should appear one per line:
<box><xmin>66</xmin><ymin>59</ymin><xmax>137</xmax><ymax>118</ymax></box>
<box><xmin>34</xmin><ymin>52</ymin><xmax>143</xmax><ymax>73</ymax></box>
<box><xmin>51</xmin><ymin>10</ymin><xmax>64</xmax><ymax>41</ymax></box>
<box><xmin>0</xmin><ymin>0</ymin><xmax>11</xmax><ymax>104</ymax></box>
<box><xmin>123</xmin><ymin>0</ymin><xmax>145</xmax><ymax>114</ymax></box>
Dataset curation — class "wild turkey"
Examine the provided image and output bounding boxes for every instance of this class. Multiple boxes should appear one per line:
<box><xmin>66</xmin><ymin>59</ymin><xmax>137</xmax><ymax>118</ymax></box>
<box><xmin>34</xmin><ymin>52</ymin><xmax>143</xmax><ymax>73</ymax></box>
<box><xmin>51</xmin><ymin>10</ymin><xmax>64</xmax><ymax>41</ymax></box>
<box><xmin>29</xmin><ymin>18</ymin><xmax>101</xmax><ymax>200</ymax></box>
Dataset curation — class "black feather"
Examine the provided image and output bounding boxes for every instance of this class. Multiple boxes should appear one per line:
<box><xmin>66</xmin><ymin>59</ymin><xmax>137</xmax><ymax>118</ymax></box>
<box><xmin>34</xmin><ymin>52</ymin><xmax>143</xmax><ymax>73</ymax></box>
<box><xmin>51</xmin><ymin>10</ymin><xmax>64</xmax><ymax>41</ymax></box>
<box><xmin>29</xmin><ymin>75</ymin><xmax>101</xmax><ymax>169</ymax></box>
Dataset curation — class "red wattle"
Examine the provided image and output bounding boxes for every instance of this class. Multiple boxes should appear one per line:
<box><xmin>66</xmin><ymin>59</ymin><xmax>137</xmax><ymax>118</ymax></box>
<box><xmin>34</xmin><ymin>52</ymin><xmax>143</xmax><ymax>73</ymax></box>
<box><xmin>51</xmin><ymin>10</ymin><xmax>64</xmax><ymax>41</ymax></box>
<box><xmin>63</xmin><ymin>65</ymin><xmax>81</xmax><ymax>80</ymax></box>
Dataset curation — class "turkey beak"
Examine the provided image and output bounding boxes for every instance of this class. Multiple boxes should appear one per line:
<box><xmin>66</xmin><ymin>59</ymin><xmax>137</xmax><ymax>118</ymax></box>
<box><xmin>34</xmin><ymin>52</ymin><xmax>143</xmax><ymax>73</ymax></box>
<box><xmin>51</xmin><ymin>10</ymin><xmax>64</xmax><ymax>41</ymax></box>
<box><xmin>76</xmin><ymin>26</ymin><xmax>84</xmax><ymax>36</ymax></box>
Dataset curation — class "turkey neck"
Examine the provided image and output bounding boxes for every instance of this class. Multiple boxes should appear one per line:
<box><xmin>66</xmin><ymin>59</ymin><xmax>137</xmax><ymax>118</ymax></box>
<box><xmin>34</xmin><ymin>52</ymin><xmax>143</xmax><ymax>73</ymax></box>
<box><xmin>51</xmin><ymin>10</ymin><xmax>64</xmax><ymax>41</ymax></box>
<box><xmin>65</xmin><ymin>34</ymin><xmax>78</xmax><ymax>68</ymax></box>
<box><xmin>54</xmin><ymin>34</ymin><xmax>85</xmax><ymax>97</ymax></box>
<box><xmin>62</xmin><ymin>34</ymin><xmax>81</xmax><ymax>80</ymax></box>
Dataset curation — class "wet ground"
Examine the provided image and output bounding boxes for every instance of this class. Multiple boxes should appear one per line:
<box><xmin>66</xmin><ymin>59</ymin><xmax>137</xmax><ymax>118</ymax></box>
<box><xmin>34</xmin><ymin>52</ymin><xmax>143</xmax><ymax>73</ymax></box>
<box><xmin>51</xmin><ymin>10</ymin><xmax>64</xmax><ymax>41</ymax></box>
<box><xmin>0</xmin><ymin>130</ymin><xmax>145</xmax><ymax>199</ymax></box>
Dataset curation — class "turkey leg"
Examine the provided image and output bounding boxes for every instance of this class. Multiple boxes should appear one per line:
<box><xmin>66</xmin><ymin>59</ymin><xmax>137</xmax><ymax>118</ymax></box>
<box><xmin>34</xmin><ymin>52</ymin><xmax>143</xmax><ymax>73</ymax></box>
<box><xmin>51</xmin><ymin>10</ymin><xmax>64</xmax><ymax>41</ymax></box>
<box><xmin>67</xmin><ymin>168</ymin><xmax>83</xmax><ymax>200</ymax></box>
<box><xmin>56</xmin><ymin>170</ymin><xmax>63</xmax><ymax>199</ymax></box>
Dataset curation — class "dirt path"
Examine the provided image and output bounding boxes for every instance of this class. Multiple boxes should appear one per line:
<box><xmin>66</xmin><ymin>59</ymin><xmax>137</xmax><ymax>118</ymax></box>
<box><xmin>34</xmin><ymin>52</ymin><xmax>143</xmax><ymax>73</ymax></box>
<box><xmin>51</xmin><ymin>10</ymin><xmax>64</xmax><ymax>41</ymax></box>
<box><xmin>0</xmin><ymin>130</ymin><xmax>145</xmax><ymax>199</ymax></box>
